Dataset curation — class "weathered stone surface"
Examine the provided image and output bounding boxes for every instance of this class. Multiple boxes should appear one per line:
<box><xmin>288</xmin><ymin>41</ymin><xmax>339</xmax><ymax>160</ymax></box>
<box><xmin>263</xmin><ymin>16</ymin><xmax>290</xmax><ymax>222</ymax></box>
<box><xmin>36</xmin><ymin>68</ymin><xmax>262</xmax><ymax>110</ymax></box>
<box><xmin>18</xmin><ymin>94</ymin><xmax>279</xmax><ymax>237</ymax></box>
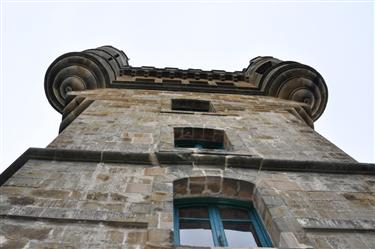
<box><xmin>127</xmin><ymin>230</ymin><xmax>147</xmax><ymax>244</ymax></box>
<box><xmin>0</xmin><ymin>239</ymin><xmax>28</xmax><ymax>249</ymax></box>
<box><xmin>147</xmin><ymin>228</ymin><xmax>172</xmax><ymax>244</ymax></box>
<box><xmin>2</xmin><ymin>157</ymin><xmax>375</xmax><ymax>247</ymax></box>
<box><xmin>2</xmin><ymin>224</ymin><xmax>51</xmax><ymax>240</ymax></box>
<box><xmin>47</xmin><ymin>89</ymin><xmax>354</xmax><ymax>163</ymax></box>
<box><xmin>145</xmin><ymin>167</ymin><xmax>166</xmax><ymax>176</ymax></box>
<box><xmin>8</xmin><ymin>196</ymin><xmax>35</xmax><ymax>205</ymax></box>
<box><xmin>126</xmin><ymin>183</ymin><xmax>152</xmax><ymax>194</ymax></box>
<box><xmin>1</xmin><ymin>61</ymin><xmax>373</xmax><ymax>249</ymax></box>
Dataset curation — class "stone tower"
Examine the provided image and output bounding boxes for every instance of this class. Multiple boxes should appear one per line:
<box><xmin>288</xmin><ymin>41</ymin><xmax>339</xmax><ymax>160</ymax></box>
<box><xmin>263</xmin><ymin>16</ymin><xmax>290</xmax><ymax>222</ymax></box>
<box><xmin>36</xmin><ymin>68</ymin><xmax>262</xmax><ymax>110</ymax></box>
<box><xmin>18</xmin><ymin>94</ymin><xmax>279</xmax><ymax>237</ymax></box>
<box><xmin>1</xmin><ymin>46</ymin><xmax>374</xmax><ymax>249</ymax></box>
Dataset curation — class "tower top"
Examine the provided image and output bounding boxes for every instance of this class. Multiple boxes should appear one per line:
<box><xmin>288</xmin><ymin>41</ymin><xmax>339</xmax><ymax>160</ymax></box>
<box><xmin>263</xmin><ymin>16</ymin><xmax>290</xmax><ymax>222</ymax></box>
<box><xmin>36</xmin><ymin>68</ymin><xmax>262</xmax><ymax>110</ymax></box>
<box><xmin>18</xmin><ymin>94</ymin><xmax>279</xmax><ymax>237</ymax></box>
<box><xmin>44</xmin><ymin>45</ymin><xmax>328</xmax><ymax>121</ymax></box>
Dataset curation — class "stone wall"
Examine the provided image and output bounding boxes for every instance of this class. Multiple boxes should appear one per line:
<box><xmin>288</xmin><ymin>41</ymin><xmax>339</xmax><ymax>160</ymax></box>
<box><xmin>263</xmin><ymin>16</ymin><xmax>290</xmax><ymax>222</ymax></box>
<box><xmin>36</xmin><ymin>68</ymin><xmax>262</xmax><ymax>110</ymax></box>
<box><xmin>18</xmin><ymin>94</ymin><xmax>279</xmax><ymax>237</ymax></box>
<box><xmin>2</xmin><ymin>88</ymin><xmax>371</xmax><ymax>249</ymax></box>
<box><xmin>1</xmin><ymin>158</ymin><xmax>374</xmax><ymax>249</ymax></box>
<box><xmin>48</xmin><ymin>89</ymin><xmax>354</xmax><ymax>163</ymax></box>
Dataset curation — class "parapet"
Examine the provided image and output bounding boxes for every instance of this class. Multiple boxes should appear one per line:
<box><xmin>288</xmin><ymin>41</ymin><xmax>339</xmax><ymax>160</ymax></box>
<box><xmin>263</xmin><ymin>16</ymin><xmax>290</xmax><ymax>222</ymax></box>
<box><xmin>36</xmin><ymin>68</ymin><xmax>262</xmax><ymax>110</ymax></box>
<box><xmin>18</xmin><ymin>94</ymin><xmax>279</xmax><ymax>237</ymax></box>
<box><xmin>44</xmin><ymin>46</ymin><xmax>328</xmax><ymax>121</ymax></box>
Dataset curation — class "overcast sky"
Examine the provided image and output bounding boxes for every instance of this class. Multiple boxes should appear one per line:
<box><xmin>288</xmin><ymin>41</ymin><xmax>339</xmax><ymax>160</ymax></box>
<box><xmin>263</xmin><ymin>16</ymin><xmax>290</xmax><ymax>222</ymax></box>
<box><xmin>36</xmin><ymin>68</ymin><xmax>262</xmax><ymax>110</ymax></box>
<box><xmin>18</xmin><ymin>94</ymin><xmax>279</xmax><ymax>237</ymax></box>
<box><xmin>1</xmin><ymin>1</ymin><xmax>374</xmax><ymax>173</ymax></box>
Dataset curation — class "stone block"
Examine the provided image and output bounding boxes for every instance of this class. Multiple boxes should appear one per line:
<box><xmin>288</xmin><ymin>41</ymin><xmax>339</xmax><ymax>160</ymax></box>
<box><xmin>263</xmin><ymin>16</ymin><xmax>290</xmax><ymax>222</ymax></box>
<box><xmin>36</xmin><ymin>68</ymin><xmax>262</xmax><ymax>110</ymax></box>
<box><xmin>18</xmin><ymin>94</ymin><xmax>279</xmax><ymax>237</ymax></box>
<box><xmin>145</xmin><ymin>167</ymin><xmax>166</xmax><ymax>176</ymax></box>
<box><xmin>153</xmin><ymin>182</ymin><xmax>173</xmax><ymax>192</ymax></box>
<box><xmin>189</xmin><ymin>182</ymin><xmax>205</xmax><ymax>194</ymax></box>
<box><xmin>5</xmin><ymin>177</ymin><xmax>42</xmax><ymax>188</ymax></box>
<box><xmin>126</xmin><ymin>183</ymin><xmax>152</xmax><ymax>193</ymax></box>
<box><xmin>206</xmin><ymin>178</ymin><xmax>221</xmax><ymax>193</ymax></box>
<box><xmin>0</xmin><ymin>240</ymin><xmax>28</xmax><ymax>249</ymax></box>
<box><xmin>262</xmin><ymin>196</ymin><xmax>285</xmax><ymax>207</ymax></box>
<box><xmin>126</xmin><ymin>230</ymin><xmax>147</xmax><ymax>244</ymax></box>
<box><xmin>8</xmin><ymin>196</ymin><xmax>35</xmax><ymax>206</ymax></box>
<box><xmin>279</xmin><ymin>232</ymin><xmax>313</xmax><ymax>249</ymax></box>
<box><xmin>173</xmin><ymin>178</ymin><xmax>188</xmax><ymax>196</ymax></box>
<box><xmin>222</xmin><ymin>178</ymin><xmax>238</xmax><ymax>196</ymax></box>
<box><xmin>30</xmin><ymin>189</ymin><xmax>70</xmax><ymax>199</ymax></box>
<box><xmin>108</xmin><ymin>230</ymin><xmax>125</xmax><ymax>243</ymax></box>
<box><xmin>110</xmin><ymin>192</ymin><xmax>128</xmax><ymax>202</ymax></box>
<box><xmin>151</xmin><ymin>192</ymin><xmax>172</xmax><ymax>202</ymax></box>
<box><xmin>96</xmin><ymin>173</ymin><xmax>110</xmax><ymax>181</ymax></box>
<box><xmin>129</xmin><ymin>203</ymin><xmax>151</xmax><ymax>213</ymax></box>
<box><xmin>1</xmin><ymin>224</ymin><xmax>51</xmax><ymax>240</ymax></box>
<box><xmin>0</xmin><ymin>186</ymin><xmax>27</xmax><ymax>195</ymax></box>
<box><xmin>147</xmin><ymin>228</ymin><xmax>172</xmax><ymax>244</ymax></box>
<box><xmin>86</xmin><ymin>192</ymin><xmax>109</xmax><ymax>201</ymax></box>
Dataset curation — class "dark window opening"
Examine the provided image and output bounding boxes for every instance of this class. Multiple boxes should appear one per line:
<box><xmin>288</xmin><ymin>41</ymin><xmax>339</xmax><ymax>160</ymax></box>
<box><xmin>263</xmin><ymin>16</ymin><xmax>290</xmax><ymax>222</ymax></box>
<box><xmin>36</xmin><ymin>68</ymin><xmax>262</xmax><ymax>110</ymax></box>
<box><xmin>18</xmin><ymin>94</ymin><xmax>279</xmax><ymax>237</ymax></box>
<box><xmin>163</xmin><ymin>79</ymin><xmax>182</xmax><ymax>84</ymax></box>
<box><xmin>174</xmin><ymin>198</ymin><xmax>273</xmax><ymax>247</ymax></box>
<box><xmin>174</xmin><ymin>127</ymin><xmax>229</xmax><ymax>150</ymax></box>
<box><xmin>135</xmin><ymin>78</ymin><xmax>155</xmax><ymax>83</ymax></box>
<box><xmin>255</xmin><ymin>61</ymin><xmax>273</xmax><ymax>74</ymax></box>
<box><xmin>172</xmin><ymin>99</ymin><xmax>214</xmax><ymax>112</ymax></box>
<box><xmin>189</xmin><ymin>80</ymin><xmax>209</xmax><ymax>86</ymax></box>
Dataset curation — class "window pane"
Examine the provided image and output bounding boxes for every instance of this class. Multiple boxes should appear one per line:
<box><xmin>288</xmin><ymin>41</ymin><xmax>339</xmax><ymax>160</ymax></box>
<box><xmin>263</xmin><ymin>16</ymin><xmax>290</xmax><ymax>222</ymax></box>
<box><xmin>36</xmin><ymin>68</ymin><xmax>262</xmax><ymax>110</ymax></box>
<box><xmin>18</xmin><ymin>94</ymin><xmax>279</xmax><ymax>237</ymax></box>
<box><xmin>179</xmin><ymin>207</ymin><xmax>209</xmax><ymax>218</ymax></box>
<box><xmin>219</xmin><ymin>206</ymin><xmax>250</xmax><ymax>220</ymax></box>
<box><xmin>180</xmin><ymin>220</ymin><xmax>214</xmax><ymax>247</ymax></box>
<box><xmin>223</xmin><ymin>222</ymin><xmax>259</xmax><ymax>247</ymax></box>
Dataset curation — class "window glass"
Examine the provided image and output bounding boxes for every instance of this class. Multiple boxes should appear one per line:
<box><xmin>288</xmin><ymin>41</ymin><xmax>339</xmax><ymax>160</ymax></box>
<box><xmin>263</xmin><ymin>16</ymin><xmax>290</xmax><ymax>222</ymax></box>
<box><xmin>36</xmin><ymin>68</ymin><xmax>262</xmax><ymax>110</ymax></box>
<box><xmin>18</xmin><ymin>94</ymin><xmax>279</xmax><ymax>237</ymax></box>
<box><xmin>180</xmin><ymin>220</ymin><xmax>214</xmax><ymax>247</ymax></box>
<box><xmin>223</xmin><ymin>222</ymin><xmax>258</xmax><ymax>247</ymax></box>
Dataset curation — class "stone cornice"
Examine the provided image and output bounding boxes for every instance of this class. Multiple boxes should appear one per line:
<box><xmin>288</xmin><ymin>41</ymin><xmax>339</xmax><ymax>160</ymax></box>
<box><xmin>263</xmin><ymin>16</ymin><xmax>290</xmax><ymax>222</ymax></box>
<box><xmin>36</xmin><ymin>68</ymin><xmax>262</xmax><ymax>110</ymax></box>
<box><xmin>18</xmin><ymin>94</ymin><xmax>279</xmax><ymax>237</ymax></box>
<box><xmin>110</xmin><ymin>80</ymin><xmax>262</xmax><ymax>95</ymax></box>
<box><xmin>1</xmin><ymin>148</ymin><xmax>374</xmax><ymax>186</ymax></box>
<box><xmin>120</xmin><ymin>66</ymin><xmax>247</xmax><ymax>82</ymax></box>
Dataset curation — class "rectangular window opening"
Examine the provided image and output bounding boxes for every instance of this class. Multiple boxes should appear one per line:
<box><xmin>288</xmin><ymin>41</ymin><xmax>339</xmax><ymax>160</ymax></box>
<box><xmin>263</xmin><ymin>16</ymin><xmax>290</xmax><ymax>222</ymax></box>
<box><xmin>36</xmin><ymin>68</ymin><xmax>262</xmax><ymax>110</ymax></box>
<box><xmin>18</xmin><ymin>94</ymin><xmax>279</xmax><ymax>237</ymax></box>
<box><xmin>135</xmin><ymin>78</ymin><xmax>155</xmax><ymax>83</ymax></box>
<box><xmin>189</xmin><ymin>80</ymin><xmax>209</xmax><ymax>86</ymax></box>
<box><xmin>172</xmin><ymin>99</ymin><xmax>215</xmax><ymax>112</ymax></box>
<box><xmin>174</xmin><ymin>127</ymin><xmax>230</xmax><ymax>150</ymax></box>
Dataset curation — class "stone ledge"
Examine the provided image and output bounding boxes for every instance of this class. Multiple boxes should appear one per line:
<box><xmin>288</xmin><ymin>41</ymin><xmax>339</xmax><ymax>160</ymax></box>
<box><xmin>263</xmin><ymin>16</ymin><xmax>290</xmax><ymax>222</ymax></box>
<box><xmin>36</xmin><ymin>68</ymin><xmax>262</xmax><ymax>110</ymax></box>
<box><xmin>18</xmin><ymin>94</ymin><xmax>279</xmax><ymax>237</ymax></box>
<box><xmin>1</xmin><ymin>148</ymin><xmax>374</xmax><ymax>186</ymax></box>
<box><xmin>0</xmin><ymin>205</ymin><xmax>148</xmax><ymax>228</ymax></box>
<box><xmin>297</xmin><ymin>217</ymin><xmax>375</xmax><ymax>232</ymax></box>
<box><xmin>260</xmin><ymin>159</ymin><xmax>375</xmax><ymax>174</ymax></box>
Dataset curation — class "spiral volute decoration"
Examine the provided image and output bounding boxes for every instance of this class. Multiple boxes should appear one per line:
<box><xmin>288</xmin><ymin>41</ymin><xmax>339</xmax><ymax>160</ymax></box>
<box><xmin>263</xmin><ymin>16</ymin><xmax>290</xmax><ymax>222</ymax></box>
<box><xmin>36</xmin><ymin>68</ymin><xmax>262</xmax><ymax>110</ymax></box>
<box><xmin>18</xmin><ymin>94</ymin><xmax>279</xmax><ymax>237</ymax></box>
<box><xmin>246</xmin><ymin>57</ymin><xmax>328</xmax><ymax>121</ymax></box>
<box><xmin>45</xmin><ymin>46</ymin><xmax>128</xmax><ymax>113</ymax></box>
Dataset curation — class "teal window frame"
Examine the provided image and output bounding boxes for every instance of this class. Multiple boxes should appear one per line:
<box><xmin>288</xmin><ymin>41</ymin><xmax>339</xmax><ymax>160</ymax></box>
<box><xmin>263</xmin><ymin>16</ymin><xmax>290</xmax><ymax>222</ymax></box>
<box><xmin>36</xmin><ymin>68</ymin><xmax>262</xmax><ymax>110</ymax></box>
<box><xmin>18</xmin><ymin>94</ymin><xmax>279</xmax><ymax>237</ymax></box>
<box><xmin>174</xmin><ymin>197</ymin><xmax>272</xmax><ymax>247</ymax></box>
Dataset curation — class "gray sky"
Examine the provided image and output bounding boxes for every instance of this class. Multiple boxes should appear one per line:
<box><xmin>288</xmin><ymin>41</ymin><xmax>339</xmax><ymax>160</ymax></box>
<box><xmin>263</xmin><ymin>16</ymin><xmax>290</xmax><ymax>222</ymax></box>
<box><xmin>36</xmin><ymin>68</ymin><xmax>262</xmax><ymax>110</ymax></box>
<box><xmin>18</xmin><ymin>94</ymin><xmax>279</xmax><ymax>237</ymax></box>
<box><xmin>1</xmin><ymin>1</ymin><xmax>374</xmax><ymax>173</ymax></box>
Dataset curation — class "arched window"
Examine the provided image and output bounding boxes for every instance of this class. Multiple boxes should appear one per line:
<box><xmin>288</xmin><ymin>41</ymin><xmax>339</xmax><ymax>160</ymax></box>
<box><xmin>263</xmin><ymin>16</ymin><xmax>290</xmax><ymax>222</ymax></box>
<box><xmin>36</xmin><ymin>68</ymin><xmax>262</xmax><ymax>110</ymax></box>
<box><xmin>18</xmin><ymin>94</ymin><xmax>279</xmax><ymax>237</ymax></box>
<box><xmin>173</xmin><ymin>197</ymin><xmax>272</xmax><ymax>248</ymax></box>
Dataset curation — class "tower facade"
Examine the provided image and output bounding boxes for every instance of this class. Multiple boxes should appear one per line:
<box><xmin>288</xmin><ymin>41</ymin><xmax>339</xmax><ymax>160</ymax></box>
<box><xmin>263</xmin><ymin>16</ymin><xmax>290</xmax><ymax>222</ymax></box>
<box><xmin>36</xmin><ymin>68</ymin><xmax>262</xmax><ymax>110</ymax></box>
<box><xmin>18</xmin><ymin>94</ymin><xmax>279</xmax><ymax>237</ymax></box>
<box><xmin>1</xmin><ymin>46</ymin><xmax>374</xmax><ymax>249</ymax></box>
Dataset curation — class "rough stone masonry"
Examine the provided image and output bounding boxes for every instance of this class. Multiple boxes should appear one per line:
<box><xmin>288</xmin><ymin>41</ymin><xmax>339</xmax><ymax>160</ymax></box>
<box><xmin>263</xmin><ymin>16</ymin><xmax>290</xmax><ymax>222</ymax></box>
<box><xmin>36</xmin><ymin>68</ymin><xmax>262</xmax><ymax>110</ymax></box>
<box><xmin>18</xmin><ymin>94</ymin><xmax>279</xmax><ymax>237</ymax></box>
<box><xmin>1</xmin><ymin>46</ymin><xmax>374</xmax><ymax>249</ymax></box>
